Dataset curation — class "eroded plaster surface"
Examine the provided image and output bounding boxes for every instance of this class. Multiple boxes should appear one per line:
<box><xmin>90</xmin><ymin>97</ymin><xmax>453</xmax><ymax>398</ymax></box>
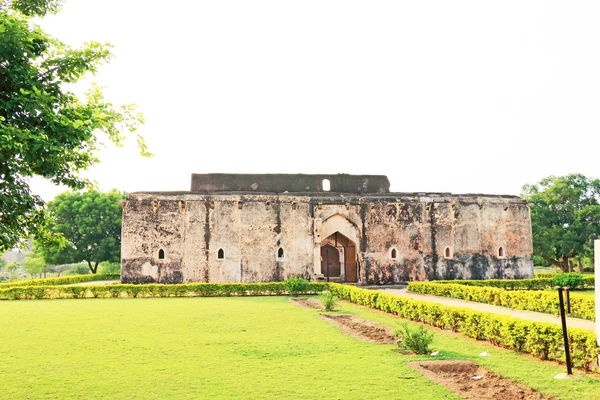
<box><xmin>121</xmin><ymin>174</ymin><xmax>533</xmax><ymax>284</ymax></box>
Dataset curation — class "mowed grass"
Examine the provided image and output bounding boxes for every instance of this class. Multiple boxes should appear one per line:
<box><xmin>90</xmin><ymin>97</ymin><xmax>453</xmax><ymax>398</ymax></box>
<box><xmin>576</xmin><ymin>290</ymin><xmax>596</xmax><ymax>297</ymax></box>
<box><xmin>0</xmin><ymin>297</ymin><xmax>457</xmax><ymax>399</ymax></box>
<box><xmin>0</xmin><ymin>297</ymin><xmax>598</xmax><ymax>400</ymax></box>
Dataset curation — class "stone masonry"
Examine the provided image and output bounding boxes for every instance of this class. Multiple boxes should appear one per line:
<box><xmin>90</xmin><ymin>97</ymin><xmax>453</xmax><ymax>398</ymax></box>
<box><xmin>120</xmin><ymin>174</ymin><xmax>534</xmax><ymax>284</ymax></box>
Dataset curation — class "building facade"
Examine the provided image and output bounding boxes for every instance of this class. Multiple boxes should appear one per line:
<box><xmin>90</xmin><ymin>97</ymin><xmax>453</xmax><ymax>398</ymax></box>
<box><xmin>121</xmin><ymin>174</ymin><xmax>534</xmax><ymax>284</ymax></box>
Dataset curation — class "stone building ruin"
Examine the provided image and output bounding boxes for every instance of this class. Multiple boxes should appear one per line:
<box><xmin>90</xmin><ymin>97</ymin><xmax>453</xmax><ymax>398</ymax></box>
<box><xmin>120</xmin><ymin>174</ymin><xmax>534</xmax><ymax>284</ymax></box>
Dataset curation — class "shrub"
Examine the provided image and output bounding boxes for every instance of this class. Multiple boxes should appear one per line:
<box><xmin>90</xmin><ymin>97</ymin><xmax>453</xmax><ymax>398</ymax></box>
<box><xmin>0</xmin><ymin>274</ymin><xmax>120</xmax><ymax>289</ymax></box>
<box><xmin>552</xmin><ymin>273</ymin><xmax>584</xmax><ymax>289</ymax></box>
<box><xmin>319</xmin><ymin>291</ymin><xmax>339</xmax><ymax>311</ymax></box>
<box><xmin>64</xmin><ymin>264</ymin><xmax>91</xmax><ymax>276</ymax></box>
<box><xmin>0</xmin><ymin>282</ymin><xmax>327</xmax><ymax>300</ymax></box>
<box><xmin>431</xmin><ymin>277</ymin><xmax>594</xmax><ymax>290</ymax></box>
<box><xmin>395</xmin><ymin>322</ymin><xmax>434</xmax><ymax>354</ymax></box>
<box><xmin>285</xmin><ymin>277</ymin><xmax>310</xmax><ymax>297</ymax></box>
<box><xmin>535</xmin><ymin>272</ymin><xmax>557</xmax><ymax>279</ymax></box>
<box><xmin>408</xmin><ymin>282</ymin><xmax>595</xmax><ymax>321</ymax></box>
<box><xmin>97</xmin><ymin>262</ymin><xmax>121</xmax><ymax>275</ymax></box>
<box><xmin>329</xmin><ymin>283</ymin><xmax>600</xmax><ymax>372</ymax></box>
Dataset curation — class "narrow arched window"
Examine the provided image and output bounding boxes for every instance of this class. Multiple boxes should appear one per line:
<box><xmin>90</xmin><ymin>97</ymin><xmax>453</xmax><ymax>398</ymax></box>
<box><xmin>278</xmin><ymin>247</ymin><xmax>284</xmax><ymax>258</ymax></box>
<box><xmin>390</xmin><ymin>248</ymin><xmax>397</xmax><ymax>260</ymax></box>
<box><xmin>217</xmin><ymin>248</ymin><xmax>224</xmax><ymax>260</ymax></box>
<box><xmin>498</xmin><ymin>247</ymin><xmax>505</xmax><ymax>258</ymax></box>
<box><xmin>322</xmin><ymin>179</ymin><xmax>331</xmax><ymax>191</ymax></box>
<box><xmin>444</xmin><ymin>247</ymin><xmax>452</xmax><ymax>259</ymax></box>
<box><xmin>158</xmin><ymin>249</ymin><xmax>165</xmax><ymax>260</ymax></box>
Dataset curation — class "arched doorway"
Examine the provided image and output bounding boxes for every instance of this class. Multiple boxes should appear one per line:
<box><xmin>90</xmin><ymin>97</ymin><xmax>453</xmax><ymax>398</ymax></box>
<box><xmin>320</xmin><ymin>232</ymin><xmax>357</xmax><ymax>282</ymax></box>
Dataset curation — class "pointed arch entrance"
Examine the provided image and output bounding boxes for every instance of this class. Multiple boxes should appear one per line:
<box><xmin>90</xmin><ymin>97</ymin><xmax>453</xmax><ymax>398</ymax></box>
<box><xmin>316</xmin><ymin>213</ymin><xmax>361</xmax><ymax>283</ymax></box>
<box><xmin>320</xmin><ymin>232</ymin><xmax>358</xmax><ymax>283</ymax></box>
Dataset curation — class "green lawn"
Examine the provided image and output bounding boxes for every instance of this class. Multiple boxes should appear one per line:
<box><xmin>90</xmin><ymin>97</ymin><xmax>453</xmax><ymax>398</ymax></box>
<box><xmin>576</xmin><ymin>290</ymin><xmax>596</xmax><ymax>297</ymax></box>
<box><xmin>0</xmin><ymin>297</ymin><xmax>598</xmax><ymax>399</ymax></box>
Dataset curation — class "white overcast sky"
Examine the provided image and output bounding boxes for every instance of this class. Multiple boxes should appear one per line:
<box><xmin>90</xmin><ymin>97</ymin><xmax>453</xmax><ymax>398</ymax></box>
<box><xmin>30</xmin><ymin>0</ymin><xmax>600</xmax><ymax>200</ymax></box>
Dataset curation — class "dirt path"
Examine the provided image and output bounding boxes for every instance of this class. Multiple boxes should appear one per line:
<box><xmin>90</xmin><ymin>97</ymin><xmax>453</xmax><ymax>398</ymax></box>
<box><xmin>407</xmin><ymin>360</ymin><xmax>551</xmax><ymax>399</ymax></box>
<box><xmin>378</xmin><ymin>288</ymin><xmax>595</xmax><ymax>332</ymax></box>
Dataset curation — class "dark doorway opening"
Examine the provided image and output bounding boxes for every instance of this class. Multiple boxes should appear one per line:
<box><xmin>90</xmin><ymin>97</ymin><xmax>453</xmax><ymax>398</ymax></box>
<box><xmin>320</xmin><ymin>232</ymin><xmax>357</xmax><ymax>283</ymax></box>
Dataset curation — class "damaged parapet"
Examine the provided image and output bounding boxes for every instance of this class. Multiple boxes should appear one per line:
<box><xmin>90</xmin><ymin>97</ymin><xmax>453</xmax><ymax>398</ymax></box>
<box><xmin>190</xmin><ymin>173</ymin><xmax>390</xmax><ymax>194</ymax></box>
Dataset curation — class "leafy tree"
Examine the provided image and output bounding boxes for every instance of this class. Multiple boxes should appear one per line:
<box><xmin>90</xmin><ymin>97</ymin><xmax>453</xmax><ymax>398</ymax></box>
<box><xmin>5</xmin><ymin>261</ymin><xmax>20</xmax><ymax>273</ymax></box>
<box><xmin>0</xmin><ymin>0</ymin><xmax>149</xmax><ymax>252</ymax></box>
<box><xmin>522</xmin><ymin>174</ymin><xmax>600</xmax><ymax>272</ymax></box>
<box><xmin>22</xmin><ymin>245</ymin><xmax>46</xmax><ymax>277</ymax></box>
<box><xmin>36</xmin><ymin>190</ymin><xmax>124</xmax><ymax>274</ymax></box>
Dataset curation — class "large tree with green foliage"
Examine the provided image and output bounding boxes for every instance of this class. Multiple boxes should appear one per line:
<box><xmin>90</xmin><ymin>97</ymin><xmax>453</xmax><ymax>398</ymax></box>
<box><xmin>0</xmin><ymin>0</ymin><xmax>149</xmax><ymax>252</ymax></box>
<box><xmin>36</xmin><ymin>190</ymin><xmax>124</xmax><ymax>274</ymax></box>
<box><xmin>522</xmin><ymin>174</ymin><xmax>600</xmax><ymax>272</ymax></box>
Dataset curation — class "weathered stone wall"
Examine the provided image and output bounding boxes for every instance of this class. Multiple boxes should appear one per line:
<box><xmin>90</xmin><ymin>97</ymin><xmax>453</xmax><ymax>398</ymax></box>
<box><xmin>190</xmin><ymin>173</ymin><xmax>390</xmax><ymax>194</ymax></box>
<box><xmin>121</xmin><ymin>192</ymin><xmax>533</xmax><ymax>284</ymax></box>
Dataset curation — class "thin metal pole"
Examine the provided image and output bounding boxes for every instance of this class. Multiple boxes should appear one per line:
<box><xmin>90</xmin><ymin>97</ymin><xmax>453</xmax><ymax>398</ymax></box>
<box><xmin>565</xmin><ymin>288</ymin><xmax>571</xmax><ymax>314</ymax></box>
<box><xmin>558</xmin><ymin>288</ymin><xmax>573</xmax><ymax>375</ymax></box>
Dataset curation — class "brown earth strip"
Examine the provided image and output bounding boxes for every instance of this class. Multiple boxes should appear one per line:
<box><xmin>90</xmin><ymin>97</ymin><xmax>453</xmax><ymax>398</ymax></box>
<box><xmin>289</xmin><ymin>298</ymin><xmax>324</xmax><ymax>310</ymax></box>
<box><xmin>319</xmin><ymin>314</ymin><xmax>396</xmax><ymax>344</ymax></box>
<box><xmin>406</xmin><ymin>360</ymin><xmax>553</xmax><ymax>400</ymax></box>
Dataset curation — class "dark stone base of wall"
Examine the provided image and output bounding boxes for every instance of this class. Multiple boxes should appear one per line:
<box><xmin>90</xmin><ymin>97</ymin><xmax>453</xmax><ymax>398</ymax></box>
<box><xmin>121</xmin><ymin>257</ymin><xmax>184</xmax><ymax>284</ymax></box>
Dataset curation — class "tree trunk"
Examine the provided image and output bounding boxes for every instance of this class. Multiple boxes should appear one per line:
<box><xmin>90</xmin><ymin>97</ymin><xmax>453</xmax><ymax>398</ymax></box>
<box><xmin>576</xmin><ymin>258</ymin><xmax>583</xmax><ymax>273</ymax></box>
<box><xmin>541</xmin><ymin>253</ymin><xmax>566</xmax><ymax>271</ymax></box>
<box><xmin>561</xmin><ymin>255</ymin><xmax>570</xmax><ymax>273</ymax></box>
<box><xmin>86</xmin><ymin>260</ymin><xmax>99</xmax><ymax>274</ymax></box>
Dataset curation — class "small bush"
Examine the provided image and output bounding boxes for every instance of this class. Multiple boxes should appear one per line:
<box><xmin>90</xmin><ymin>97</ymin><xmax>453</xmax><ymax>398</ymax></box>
<box><xmin>394</xmin><ymin>322</ymin><xmax>434</xmax><ymax>355</ymax></box>
<box><xmin>0</xmin><ymin>282</ymin><xmax>327</xmax><ymax>300</ymax></box>
<box><xmin>97</xmin><ymin>262</ymin><xmax>121</xmax><ymax>275</ymax></box>
<box><xmin>552</xmin><ymin>273</ymin><xmax>583</xmax><ymax>289</ymax></box>
<box><xmin>285</xmin><ymin>277</ymin><xmax>310</xmax><ymax>297</ymax></box>
<box><xmin>319</xmin><ymin>291</ymin><xmax>339</xmax><ymax>311</ymax></box>
<box><xmin>329</xmin><ymin>284</ymin><xmax>600</xmax><ymax>371</ymax></box>
<box><xmin>535</xmin><ymin>272</ymin><xmax>557</xmax><ymax>279</ymax></box>
<box><xmin>408</xmin><ymin>282</ymin><xmax>595</xmax><ymax>321</ymax></box>
<box><xmin>0</xmin><ymin>274</ymin><xmax>120</xmax><ymax>289</ymax></box>
<box><xmin>64</xmin><ymin>264</ymin><xmax>91</xmax><ymax>276</ymax></box>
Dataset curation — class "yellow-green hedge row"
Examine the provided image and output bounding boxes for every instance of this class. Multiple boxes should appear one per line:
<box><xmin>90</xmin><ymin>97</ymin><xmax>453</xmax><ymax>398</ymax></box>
<box><xmin>0</xmin><ymin>274</ymin><xmax>121</xmax><ymax>288</ymax></box>
<box><xmin>329</xmin><ymin>283</ymin><xmax>600</xmax><ymax>372</ymax></box>
<box><xmin>432</xmin><ymin>277</ymin><xmax>595</xmax><ymax>290</ymax></box>
<box><xmin>535</xmin><ymin>272</ymin><xmax>558</xmax><ymax>279</ymax></box>
<box><xmin>0</xmin><ymin>282</ymin><xmax>327</xmax><ymax>300</ymax></box>
<box><xmin>408</xmin><ymin>282</ymin><xmax>595</xmax><ymax>321</ymax></box>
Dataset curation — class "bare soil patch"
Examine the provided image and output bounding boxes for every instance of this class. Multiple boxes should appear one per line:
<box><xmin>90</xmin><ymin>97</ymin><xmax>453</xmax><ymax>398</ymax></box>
<box><xmin>320</xmin><ymin>314</ymin><xmax>396</xmax><ymax>344</ymax></box>
<box><xmin>289</xmin><ymin>297</ymin><xmax>324</xmax><ymax>310</ymax></box>
<box><xmin>406</xmin><ymin>360</ymin><xmax>552</xmax><ymax>400</ymax></box>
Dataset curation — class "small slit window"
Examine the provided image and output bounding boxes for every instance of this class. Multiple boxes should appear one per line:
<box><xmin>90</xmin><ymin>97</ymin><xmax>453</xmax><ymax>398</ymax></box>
<box><xmin>158</xmin><ymin>249</ymin><xmax>165</xmax><ymax>260</ymax></box>
<box><xmin>390</xmin><ymin>248</ymin><xmax>398</xmax><ymax>260</ymax></box>
<box><xmin>277</xmin><ymin>247</ymin><xmax>285</xmax><ymax>259</ymax></box>
<box><xmin>444</xmin><ymin>247</ymin><xmax>452</xmax><ymax>259</ymax></box>
<box><xmin>217</xmin><ymin>248</ymin><xmax>224</xmax><ymax>260</ymax></box>
<box><xmin>322</xmin><ymin>179</ymin><xmax>331</xmax><ymax>191</ymax></box>
<box><xmin>498</xmin><ymin>247</ymin><xmax>505</xmax><ymax>258</ymax></box>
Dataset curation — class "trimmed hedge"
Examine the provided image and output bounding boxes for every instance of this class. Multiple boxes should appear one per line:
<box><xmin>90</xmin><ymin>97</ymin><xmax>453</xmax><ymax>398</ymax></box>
<box><xmin>535</xmin><ymin>272</ymin><xmax>558</xmax><ymax>279</ymax></box>
<box><xmin>0</xmin><ymin>274</ymin><xmax>121</xmax><ymax>289</ymax></box>
<box><xmin>329</xmin><ymin>283</ymin><xmax>600</xmax><ymax>372</ymax></box>
<box><xmin>408</xmin><ymin>282</ymin><xmax>595</xmax><ymax>321</ymax></box>
<box><xmin>430</xmin><ymin>277</ymin><xmax>594</xmax><ymax>290</ymax></box>
<box><xmin>0</xmin><ymin>282</ymin><xmax>327</xmax><ymax>300</ymax></box>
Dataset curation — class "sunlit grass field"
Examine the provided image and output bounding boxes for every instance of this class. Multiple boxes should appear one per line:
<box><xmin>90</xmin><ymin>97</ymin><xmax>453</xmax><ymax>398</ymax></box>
<box><xmin>1</xmin><ymin>297</ymin><xmax>599</xmax><ymax>399</ymax></box>
<box><xmin>577</xmin><ymin>290</ymin><xmax>596</xmax><ymax>297</ymax></box>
